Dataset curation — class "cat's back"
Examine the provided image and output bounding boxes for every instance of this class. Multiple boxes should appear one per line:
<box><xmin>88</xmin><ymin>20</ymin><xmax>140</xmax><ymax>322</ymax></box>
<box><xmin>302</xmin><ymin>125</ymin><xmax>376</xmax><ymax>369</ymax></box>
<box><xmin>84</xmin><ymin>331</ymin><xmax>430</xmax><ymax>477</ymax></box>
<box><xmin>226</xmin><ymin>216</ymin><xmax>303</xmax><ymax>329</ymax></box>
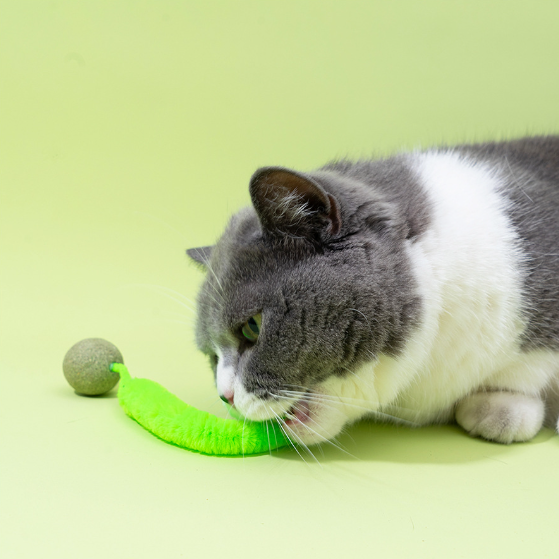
<box><xmin>328</xmin><ymin>136</ymin><xmax>559</xmax><ymax>352</ymax></box>
<box><xmin>456</xmin><ymin>135</ymin><xmax>559</xmax><ymax>186</ymax></box>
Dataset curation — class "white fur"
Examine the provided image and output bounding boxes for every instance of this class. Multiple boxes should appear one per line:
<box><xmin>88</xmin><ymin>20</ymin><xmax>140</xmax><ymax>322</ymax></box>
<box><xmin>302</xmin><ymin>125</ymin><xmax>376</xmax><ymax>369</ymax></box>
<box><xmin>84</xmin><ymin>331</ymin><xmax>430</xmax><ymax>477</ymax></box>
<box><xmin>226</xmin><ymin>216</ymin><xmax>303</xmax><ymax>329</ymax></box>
<box><xmin>231</xmin><ymin>151</ymin><xmax>559</xmax><ymax>445</ymax></box>
<box><xmin>455</xmin><ymin>391</ymin><xmax>545</xmax><ymax>443</ymax></box>
<box><xmin>295</xmin><ymin>152</ymin><xmax>558</xmax><ymax>444</ymax></box>
<box><xmin>215</xmin><ymin>348</ymin><xmax>235</xmax><ymax>400</ymax></box>
<box><xmin>233</xmin><ymin>379</ymin><xmax>294</xmax><ymax>422</ymax></box>
<box><xmin>376</xmin><ymin>151</ymin><xmax>529</xmax><ymax>419</ymax></box>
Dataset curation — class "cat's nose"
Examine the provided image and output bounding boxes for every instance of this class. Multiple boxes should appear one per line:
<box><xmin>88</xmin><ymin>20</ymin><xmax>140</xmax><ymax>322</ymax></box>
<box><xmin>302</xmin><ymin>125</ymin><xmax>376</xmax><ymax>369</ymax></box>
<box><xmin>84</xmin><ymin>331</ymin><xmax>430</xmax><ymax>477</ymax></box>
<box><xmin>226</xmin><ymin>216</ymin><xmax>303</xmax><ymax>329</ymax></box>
<box><xmin>219</xmin><ymin>391</ymin><xmax>235</xmax><ymax>406</ymax></box>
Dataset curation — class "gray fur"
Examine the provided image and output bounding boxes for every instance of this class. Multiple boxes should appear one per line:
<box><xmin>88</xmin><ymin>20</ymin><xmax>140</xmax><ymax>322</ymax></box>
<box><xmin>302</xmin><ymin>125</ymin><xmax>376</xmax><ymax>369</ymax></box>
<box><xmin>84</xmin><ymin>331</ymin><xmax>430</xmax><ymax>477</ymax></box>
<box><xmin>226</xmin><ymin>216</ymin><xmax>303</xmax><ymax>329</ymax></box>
<box><xmin>189</xmin><ymin>135</ymin><xmax>559</xmax><ymax>404</ymax></box>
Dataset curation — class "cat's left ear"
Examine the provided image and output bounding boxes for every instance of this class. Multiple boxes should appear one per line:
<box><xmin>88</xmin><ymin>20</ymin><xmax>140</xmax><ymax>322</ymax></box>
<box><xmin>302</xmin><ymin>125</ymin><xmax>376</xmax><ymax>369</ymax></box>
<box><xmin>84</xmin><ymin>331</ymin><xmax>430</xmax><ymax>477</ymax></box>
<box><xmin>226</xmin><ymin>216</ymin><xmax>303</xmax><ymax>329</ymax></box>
<box><xmin>186</xmin><ymin>246</ymin><xmax>214</xmax><ymax>267</ymax></box>
<box><xmin>249</xmin><ymin>167</ymin><xmax>341</xmax><ymax>241</ymax></box>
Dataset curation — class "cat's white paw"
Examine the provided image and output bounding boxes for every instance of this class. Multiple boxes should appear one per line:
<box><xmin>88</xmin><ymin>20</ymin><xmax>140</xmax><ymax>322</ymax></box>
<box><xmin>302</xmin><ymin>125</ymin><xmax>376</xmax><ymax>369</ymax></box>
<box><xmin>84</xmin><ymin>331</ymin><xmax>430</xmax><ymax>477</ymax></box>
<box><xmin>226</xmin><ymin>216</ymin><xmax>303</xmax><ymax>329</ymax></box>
<box><xmin>455</xmin><ymin>391</ymin><xmax>544</xmax><ymax>443</ymax></box>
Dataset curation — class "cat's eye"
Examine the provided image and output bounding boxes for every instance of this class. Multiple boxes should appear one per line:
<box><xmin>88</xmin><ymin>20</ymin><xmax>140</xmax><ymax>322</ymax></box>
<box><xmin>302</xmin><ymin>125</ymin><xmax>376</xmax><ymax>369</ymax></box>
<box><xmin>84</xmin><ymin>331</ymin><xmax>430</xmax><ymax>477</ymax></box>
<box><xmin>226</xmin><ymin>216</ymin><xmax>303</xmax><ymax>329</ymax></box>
<box><xmin>241</xmin><ymin>314</ymin><xmax>261</xmax><ymax>343</ymax></box>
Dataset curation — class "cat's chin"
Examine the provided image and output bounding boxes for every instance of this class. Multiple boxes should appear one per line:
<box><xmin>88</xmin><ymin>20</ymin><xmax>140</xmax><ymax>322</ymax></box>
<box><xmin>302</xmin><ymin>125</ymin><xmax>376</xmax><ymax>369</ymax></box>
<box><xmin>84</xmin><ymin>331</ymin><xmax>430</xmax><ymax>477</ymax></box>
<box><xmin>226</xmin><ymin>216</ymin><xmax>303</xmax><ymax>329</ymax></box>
<box><xmin>278</xmin><ymin>400</ymin><xmax>349</xmax><ymax>447</ymax></box>
<box><xmin>234</xmin><ymin>391</ymin><xmax>349</xmax><ymax>446</ymax></box>
<box><xmin>284</xmin><ymin>399</ymin><xmax>311</xmax><ymax>426</ymax></box>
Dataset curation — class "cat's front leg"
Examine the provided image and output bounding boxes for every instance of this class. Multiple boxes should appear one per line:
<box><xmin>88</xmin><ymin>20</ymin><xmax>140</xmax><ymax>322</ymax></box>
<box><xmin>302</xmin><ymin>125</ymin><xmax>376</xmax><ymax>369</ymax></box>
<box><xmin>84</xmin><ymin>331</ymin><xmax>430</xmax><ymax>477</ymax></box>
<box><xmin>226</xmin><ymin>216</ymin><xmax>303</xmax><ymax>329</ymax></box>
<box><xmin>455</xmin><ymin>391</ymin><xmax>545</xmax><ymax>444</ymax></box>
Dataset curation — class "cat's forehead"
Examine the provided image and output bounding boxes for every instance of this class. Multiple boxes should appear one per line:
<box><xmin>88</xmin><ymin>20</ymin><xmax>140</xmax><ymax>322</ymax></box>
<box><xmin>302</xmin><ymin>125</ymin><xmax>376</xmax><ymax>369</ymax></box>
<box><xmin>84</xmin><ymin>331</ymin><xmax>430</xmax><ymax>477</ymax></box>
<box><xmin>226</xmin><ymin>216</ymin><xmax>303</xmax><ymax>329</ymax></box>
<box><xmin>214</xmin><ymin>207</ymin><xmax>309</xmax><ymax>280</ymax></box>
<box><xmin>202</xmin><ymin>208</ymin><xmax>333</xmax><ymax>319</ymax></box>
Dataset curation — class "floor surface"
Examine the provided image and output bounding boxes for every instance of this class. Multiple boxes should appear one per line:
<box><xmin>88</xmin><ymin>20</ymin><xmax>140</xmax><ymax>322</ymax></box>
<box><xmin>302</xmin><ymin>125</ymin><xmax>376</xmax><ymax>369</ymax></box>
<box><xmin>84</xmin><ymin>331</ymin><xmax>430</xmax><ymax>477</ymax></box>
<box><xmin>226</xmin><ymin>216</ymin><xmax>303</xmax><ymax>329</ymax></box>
<box><xmin>1</xmin><ymin>2</ymin><xmax>558</xmax><ymax>558</ymax></box>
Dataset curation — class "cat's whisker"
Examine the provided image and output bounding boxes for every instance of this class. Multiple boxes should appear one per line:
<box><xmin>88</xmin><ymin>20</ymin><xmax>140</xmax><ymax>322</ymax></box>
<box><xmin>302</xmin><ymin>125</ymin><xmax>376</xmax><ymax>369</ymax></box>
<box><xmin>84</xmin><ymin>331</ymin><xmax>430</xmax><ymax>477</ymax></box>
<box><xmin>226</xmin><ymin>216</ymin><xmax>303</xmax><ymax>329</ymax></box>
<box><xmin>158</xmin><ymin>310</ymin><xmax>197</xmax><ymax>325</ymax></box>
<box><xmin>242</xmin><ymin>401</ymin><xmax>256</xmax><ymax>460</ymax></box>
<box><xmin>277</xmin><ymin>390</ymin><xmax>421</xmax><ymax>427</ymax></box>
<box><xmin>277</xmin><ymin>392</ymin><xmax>351</xmax><ymax>412</ymax></box>
<box><xmin>202</xmin><ymin>290</ymin><xmax>223</xmax><ymax>307</ymax></box>
<box><xmin>264</xmin><ymin>409</ymin><xmax>272</xmax><ymax>456</ymax></box>
<box><xmin>278</xmin><ymin>418</ymin><xmax>321</xmax><ymax>465</ymax></box>
<box><xmin>286</xmin><ymin>402</ymin><xmax>358</xmax><ymax>459</ymax></box>
<box><xmin>275</xmin><ymin>393</ymin><xmax>374</xmax><ymax>434</ymax></box>
<box><xmin>204</xmin><ymin>280</ymin><xmax>225</xmax><ymax>303</ymax></box>
<box><xmin>274</xmin><ymin>391</ymin><xmax>356</xmax><ymax>455</ymax></box>
<box><xmin>263</xmin><ymin>402</ymin><xmax>284</xmax><ymax>455</ymax></box>
<box><xmin>290</xmin><ymin>433</ymin><xmax>321</xmax><ymax>465</ymax></box>
<box><xmin>152</xmin><ymin>285</ymin><xmax>197</xmax><ymax>307</ymax></box>
<box><xmin>279</xmin><ymin>389</ymin><xmax>374</xmax><ymax>410</ymax></box>
<box><xmin>221</xmin><ymin>401</ymin><xmax>235</xmax><ymax>420</ymax></box>
<box><xmin>160</xmin><ymin>309</ymin><xmax>195</xmax><ymax>319</ymax></box>
<box><xmin>282</xmin><ymin>382</ymin><xmax>373</xmax><ymax>401</ymax></box>
<box><xmin>348</xmin><ymin>307</ymin><xmax>380</xmax><ymax>326</ymax></box>
<box><xmin>270</xmin><ymin>410</ymin><xmax>306</xmax><ymax>461</ymax></box>
<box><xmin>278</xmin><ymin>393</ymin><xmax>375</xmax><ymax>417</ymax></box>
<box><xmin>270</xmin><ymin>410</ymin><xmax>308</xmax><ymax>464</ymax></box>
<box><xmin>367</xmin><ymin>411</ymin><xmax>420</xmax><ymax>427</ymax></box>
<box><xmin>158</xmin><ymin>318</ymin><xmax>195</xmax><ymax>328</ymax></box>
<box><xmin>201</xmin><ymin>258</ymin><xmax>226</xmax><ymax>295</ymax></box>
<box><xmin>272</xmin><ymin>397</ymin><xmax>352</xmax><ymax>458</ymax></box>
<box><xmin>122</xmin><ymin>283</ymin><xmax>197</xmax><ymax>315</ymax></box>
<box><xmin>131</xmin><ymin>283</ymin><xmax>196</xmax><ymax>307</ymax></box>
<box><xmin>347</xmin><ymin>307</ymin><xmax>383</xmax><ymax>357</ymax></box>
<box><xmin>339</xmin><ymin>365</ymin><xmax>367</xmax><ymax>382</ymax></box>
<box><xmin>270</xmin><ymin>392</ymin><xmax>358</xmax><ymax>451</ymax></box>
<box><xmin>282</xmin><ymin>390</ymin><xmax>384</xmax><ymax>410</ymax></box>
<box><xmin>281</xmin><ymin>383</ymin><xmax>419</xmax><ymax>414</ymax></box>
<box><xmin>274</xmin><ymin>392</ymin><xmax>346</xmax><ymax>411</ymax></box>
<box><xmin>191</xmin><ymin>251</ymin><xmax>226</xmax><ymax>301</ymax></box>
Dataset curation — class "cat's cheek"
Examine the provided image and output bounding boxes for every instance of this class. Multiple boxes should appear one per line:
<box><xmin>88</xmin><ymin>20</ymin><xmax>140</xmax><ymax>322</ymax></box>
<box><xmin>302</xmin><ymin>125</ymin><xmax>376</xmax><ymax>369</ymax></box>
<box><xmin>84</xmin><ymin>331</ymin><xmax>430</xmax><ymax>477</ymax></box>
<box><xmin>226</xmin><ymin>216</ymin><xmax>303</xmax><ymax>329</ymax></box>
<box><xmin>233</xmin><ymin>384</ymin><xmax>289</xmax><ymax>422</ymax></box>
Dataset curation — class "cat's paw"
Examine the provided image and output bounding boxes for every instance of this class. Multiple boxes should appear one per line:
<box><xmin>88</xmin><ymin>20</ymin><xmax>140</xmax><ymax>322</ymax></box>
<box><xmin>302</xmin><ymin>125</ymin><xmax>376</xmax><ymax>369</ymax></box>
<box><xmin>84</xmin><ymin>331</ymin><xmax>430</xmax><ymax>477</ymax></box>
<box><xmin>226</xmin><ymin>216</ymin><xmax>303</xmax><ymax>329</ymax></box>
<box><xmin>455</xmin><ymin>391</ymin><xmax>544</xmax><ymax>444</ymax></box>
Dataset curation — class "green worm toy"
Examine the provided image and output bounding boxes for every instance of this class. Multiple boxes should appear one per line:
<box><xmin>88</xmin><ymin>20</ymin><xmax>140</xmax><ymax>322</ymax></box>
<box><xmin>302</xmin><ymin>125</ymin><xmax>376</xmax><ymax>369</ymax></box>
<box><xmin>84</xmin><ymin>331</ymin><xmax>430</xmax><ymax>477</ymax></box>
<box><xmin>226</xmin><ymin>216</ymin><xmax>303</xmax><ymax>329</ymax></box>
<box><xmin>63</xmin><ymin>338</ymin><xmax>289</xmax><ymax>456</ymax></box>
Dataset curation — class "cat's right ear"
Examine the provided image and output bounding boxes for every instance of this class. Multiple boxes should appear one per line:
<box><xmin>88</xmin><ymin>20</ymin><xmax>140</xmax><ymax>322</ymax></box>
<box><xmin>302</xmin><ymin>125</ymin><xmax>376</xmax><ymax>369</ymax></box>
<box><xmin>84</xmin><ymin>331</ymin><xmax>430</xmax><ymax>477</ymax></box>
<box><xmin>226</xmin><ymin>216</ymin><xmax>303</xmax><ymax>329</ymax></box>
<box><xmin>186</xmin><ymin>246</ymin><xmax>214</xmax><ymax>268</ymax></box>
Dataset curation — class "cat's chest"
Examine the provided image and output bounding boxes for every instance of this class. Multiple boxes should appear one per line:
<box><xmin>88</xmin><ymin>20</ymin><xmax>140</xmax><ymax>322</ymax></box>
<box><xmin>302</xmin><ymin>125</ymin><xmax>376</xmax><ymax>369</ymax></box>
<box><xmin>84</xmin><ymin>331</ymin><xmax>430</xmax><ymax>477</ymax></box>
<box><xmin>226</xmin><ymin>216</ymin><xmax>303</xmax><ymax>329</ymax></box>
<box><xmin>367</xmin><ymin>152</ymin><xmax>529</xmax><ymax>419</ymax></box>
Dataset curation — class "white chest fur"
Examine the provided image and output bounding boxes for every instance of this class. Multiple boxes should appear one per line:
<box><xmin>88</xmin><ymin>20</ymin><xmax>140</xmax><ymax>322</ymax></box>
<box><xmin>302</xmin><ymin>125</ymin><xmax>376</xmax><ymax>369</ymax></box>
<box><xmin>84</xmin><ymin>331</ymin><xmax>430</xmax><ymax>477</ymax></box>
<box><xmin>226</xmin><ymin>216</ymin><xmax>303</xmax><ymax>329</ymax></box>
<box><xmin>351</xmin><ymin>152</ymin><xmax>558</xmax><ymax>425</ymax></box>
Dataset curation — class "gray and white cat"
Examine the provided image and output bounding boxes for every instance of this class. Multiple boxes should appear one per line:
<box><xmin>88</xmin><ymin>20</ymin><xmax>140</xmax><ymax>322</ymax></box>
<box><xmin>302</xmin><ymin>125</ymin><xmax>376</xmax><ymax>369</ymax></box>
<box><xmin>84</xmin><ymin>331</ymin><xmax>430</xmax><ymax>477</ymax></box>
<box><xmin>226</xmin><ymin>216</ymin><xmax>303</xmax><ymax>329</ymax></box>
<box><xmin>188</xmin><ymin>136</ymin><xmax>559</xmax><ymax>447</ymax></box>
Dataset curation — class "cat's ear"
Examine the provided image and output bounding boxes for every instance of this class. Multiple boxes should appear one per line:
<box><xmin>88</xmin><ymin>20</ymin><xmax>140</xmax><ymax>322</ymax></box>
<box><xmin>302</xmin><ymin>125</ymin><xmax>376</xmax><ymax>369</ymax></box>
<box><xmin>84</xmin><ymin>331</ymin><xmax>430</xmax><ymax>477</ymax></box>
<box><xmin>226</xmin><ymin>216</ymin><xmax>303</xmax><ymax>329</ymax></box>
<box><xmin>186</xmin><ymin>246</ymin><xmax>214</xmax><ymax>267</ymax></box>
<box><xmin>249</xmin><ymin>167</ymin><xmax>341</xmax><ymax>241</ymax></box>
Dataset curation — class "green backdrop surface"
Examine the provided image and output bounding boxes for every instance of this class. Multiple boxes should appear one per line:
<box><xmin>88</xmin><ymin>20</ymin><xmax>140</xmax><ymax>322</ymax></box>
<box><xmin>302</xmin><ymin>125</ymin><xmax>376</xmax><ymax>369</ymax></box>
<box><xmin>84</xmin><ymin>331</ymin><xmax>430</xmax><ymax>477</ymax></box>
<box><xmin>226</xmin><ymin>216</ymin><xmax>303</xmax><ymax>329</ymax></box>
<box><xmin>1</xmin><ymin>2</ymin><xmax>558</xmax><ymax>558</ymax></box>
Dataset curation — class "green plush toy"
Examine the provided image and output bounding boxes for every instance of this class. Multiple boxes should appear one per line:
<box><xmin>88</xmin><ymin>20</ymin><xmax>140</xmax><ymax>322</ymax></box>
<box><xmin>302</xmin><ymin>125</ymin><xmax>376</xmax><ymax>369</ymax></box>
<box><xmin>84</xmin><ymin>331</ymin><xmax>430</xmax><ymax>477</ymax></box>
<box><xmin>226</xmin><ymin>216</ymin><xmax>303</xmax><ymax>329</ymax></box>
<box><xmin>63</xmin><ymin>338</ymin><xmax>289</xmax><ymax>456</ymax></box>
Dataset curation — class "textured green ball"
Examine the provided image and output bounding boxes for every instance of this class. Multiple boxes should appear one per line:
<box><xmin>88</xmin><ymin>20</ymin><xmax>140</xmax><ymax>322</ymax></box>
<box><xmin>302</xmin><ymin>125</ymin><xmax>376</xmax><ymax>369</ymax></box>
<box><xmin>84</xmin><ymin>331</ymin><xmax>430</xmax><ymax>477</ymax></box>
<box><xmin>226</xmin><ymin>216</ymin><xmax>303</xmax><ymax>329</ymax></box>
<box><xmin>63</xmin><ymin>338</ymin><xmax>123</xmax><ymax>395</ymax></box>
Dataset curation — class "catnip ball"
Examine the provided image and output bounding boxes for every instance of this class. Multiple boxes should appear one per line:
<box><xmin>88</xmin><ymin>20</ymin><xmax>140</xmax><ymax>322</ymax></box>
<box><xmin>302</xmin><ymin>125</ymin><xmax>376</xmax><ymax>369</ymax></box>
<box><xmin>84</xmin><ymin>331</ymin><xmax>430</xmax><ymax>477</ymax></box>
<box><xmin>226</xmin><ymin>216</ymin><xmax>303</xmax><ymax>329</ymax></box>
<box><xmin>63</xmin><ymin>338</ymin><xmax>123</xmax><ymax>396</ymax></box>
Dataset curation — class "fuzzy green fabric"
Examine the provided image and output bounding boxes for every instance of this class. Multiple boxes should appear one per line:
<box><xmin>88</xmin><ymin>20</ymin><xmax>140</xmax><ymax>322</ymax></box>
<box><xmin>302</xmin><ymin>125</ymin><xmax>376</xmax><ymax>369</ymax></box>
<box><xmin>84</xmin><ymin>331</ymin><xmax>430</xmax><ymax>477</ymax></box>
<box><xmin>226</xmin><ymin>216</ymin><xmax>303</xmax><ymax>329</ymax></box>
<box><xmin>111</xmin><ymin>363</ymin><xmax>289</xmax><ymax>456</ymax></box>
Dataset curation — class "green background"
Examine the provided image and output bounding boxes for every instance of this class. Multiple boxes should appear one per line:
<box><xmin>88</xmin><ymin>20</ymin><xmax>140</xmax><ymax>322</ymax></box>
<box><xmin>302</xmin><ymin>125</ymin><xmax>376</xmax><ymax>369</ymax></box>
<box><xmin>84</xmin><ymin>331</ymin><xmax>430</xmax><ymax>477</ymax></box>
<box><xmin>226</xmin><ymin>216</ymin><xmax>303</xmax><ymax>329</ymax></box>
<box><xmin>1</xmin><ymin>1</ymin><xmax>558</xmax><ymax>558</ymax></box>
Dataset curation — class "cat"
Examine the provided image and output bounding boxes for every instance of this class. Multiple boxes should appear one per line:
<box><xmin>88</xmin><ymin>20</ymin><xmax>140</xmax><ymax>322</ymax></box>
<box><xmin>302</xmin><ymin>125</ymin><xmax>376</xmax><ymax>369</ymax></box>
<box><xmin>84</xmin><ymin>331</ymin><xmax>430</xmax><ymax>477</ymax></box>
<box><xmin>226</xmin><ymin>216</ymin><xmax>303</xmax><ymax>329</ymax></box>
<box><xmin>187</xmin><ymin>135</ymin><xmax>559</xmax><ymax>448</ymax></box>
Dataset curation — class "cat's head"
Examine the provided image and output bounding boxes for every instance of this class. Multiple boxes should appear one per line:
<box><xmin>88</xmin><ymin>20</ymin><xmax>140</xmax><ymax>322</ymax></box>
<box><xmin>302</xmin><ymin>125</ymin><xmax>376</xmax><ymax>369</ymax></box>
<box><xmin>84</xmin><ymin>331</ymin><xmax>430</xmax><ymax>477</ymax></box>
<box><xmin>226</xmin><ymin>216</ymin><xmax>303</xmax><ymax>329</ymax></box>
<box><xmin>188</xmin><ymin>165</ymin><xmax>421</xmax><ymax>445</ymax></box>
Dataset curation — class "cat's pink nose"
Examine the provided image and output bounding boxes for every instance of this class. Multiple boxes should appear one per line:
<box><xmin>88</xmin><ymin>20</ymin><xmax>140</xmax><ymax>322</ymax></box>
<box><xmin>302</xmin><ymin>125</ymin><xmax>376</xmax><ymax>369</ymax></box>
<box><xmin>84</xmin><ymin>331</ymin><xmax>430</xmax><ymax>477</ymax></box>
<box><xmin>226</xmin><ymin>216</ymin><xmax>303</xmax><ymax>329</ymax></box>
<box><xmin>219</xmin><ymin>391</ymin><xmax>235</xmax><ymax>406</ymax></box>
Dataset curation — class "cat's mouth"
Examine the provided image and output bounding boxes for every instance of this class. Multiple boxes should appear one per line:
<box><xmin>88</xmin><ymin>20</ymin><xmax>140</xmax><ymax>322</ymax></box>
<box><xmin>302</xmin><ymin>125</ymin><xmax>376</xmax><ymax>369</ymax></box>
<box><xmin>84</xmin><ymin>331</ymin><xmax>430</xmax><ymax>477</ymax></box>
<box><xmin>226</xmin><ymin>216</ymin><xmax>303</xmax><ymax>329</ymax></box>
<box><xmin>284</xmin><ymin>399</ymin><xmax>311</xmax><ymax>426</ymax></box>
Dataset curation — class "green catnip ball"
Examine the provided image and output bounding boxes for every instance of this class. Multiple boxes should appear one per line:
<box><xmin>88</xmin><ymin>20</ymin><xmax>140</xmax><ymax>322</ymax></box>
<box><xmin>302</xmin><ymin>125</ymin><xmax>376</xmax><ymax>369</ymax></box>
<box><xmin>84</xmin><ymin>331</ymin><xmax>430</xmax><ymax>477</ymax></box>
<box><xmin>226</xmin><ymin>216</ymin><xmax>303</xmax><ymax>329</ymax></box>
<box><xmin>63</xmin><ymin>338</ymin><xmax>122</xmax><ymax>395</ymax></box>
